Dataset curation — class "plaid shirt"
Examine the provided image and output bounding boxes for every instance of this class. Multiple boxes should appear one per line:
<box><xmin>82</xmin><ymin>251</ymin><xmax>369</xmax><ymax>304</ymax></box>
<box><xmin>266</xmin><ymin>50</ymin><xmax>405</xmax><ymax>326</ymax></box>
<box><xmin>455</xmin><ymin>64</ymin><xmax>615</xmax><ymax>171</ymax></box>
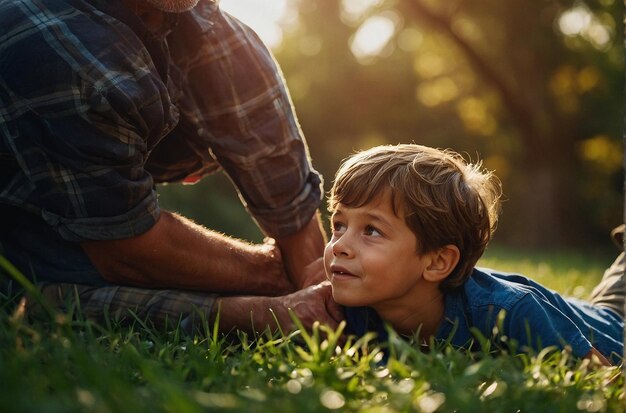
<box><xmin>0</xmin><ymin>0</ymin><xmax>322</xmax><ymax>244</ymax></box>
<box><xmin>1</xmin><ymin>0</ymin><xmax>323</xmax><ymax>326</ymax></box>
<box><xmin>36</xmin><ymin>283</ymin><xmax>218</xmax><ymax>334</ymax></box>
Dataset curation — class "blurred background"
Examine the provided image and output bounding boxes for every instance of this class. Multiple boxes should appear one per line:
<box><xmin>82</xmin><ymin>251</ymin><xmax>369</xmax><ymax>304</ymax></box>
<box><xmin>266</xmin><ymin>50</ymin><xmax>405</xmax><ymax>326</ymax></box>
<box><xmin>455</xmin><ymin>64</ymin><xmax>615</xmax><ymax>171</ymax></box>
<box><xmin>159</xmin><ymin>0</ymin><xmax>624</xmax><ymax>253</ymax></box>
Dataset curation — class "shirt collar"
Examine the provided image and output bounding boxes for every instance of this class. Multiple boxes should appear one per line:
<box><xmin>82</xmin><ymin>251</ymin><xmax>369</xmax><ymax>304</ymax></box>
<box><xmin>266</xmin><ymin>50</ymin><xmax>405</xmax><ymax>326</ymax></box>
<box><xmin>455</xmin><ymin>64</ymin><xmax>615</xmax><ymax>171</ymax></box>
<box><xmin>177</xmin><ymin>0</ymin><xmax>219</xmax><ymax>35</ymax></box>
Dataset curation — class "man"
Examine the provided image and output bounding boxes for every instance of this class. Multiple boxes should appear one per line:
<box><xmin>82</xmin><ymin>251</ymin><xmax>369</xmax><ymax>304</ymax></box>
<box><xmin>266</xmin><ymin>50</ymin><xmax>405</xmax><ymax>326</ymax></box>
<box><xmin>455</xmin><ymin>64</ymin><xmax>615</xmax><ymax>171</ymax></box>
<box><xmin>0</xmin><ymin>0</ymin><xmax>342</xmax><ymax>333</ymax></box>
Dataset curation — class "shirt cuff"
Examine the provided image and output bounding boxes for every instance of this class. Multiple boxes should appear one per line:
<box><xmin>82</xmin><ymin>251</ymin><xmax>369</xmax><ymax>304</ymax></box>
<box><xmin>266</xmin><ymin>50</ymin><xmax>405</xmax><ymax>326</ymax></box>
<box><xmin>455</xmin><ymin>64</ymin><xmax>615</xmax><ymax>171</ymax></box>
<box><xmin>40</xmin><ymin>191</ymin><xmax>160</xmax><ymax>242</ymax></box>
<box><xmin>248</xmin><ymin>171</ymin><xmax>323</xmax><ymax>238</ymax></box>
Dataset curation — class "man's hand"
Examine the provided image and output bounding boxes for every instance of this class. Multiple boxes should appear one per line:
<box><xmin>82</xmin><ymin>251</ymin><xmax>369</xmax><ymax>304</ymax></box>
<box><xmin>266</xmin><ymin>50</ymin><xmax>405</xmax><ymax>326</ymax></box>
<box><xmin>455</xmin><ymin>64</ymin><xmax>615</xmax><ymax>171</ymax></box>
<box><xmin>292</xmin><ymin>257</ymin><xmax>326</xmax><ymax>291</ymax></box>
<box><xmin>277</xmin><ymin>281</ymin><xmax>343</xmax><ymax>331</ymax></box>
<box><xmin>214</xmin><ymin>281</ymin><xmax>344</xmax><ymax>334</ymax></box>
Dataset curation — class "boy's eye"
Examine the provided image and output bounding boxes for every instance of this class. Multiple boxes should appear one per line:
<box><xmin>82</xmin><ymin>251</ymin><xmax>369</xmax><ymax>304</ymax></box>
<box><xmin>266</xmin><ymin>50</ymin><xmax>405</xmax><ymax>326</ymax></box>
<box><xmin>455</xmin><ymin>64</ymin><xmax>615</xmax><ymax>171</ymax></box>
<box><xmin>332</xmin><ymin>221</ymin><xmax>346</xmax><ymax>233</ymax></box>
<box><xmin>364</xmin><ymin>225</ymin><xmax>382</xmax><ymax>237</ymax></box>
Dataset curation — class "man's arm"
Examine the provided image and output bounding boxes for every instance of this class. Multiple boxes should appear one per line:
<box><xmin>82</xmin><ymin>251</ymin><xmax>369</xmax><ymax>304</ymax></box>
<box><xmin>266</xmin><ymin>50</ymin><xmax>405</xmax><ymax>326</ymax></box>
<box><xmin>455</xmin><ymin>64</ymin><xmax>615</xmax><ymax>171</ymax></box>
<box><xmin>38</xmin><ymin>280</ymin><xmax>344</xmax><ymax>334</ymax></box>
<box><xmin>81</xmin><ymin>211</ymin><xmax>294</xmax><ymax>296</ymax></box>
<box><xmin>214</xmin><ymin>281</ymin><xmax>343</xmax><ymax>334</ymax></box>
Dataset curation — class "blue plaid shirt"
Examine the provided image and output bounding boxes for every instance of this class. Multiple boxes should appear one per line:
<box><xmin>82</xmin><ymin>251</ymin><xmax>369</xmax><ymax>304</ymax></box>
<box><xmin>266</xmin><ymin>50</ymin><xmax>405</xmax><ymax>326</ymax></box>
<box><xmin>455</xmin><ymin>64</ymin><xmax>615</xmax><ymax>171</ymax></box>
<box><xmin>0</xmin><ymin>0</ymin><xmax>322</xmax><ymax>284</ymax></box>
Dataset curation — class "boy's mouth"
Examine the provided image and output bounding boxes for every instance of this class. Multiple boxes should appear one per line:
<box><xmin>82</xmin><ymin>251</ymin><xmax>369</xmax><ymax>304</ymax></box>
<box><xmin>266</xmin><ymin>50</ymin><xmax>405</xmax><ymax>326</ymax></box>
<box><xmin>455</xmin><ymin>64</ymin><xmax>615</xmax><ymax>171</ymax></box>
<box><xmin>329</xmin><ymin>264</ymin><xmax>358</xmax><ymax>278</ymax></box>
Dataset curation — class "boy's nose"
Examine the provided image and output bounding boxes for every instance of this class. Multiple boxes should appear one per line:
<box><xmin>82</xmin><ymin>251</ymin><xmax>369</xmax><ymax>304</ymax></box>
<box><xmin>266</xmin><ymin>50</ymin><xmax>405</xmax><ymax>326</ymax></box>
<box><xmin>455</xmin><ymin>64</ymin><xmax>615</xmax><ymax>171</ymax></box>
<box><xmin>332</xmin><ymin>235</ymin><xmax>353</xmax><ymax>257</ymax></box>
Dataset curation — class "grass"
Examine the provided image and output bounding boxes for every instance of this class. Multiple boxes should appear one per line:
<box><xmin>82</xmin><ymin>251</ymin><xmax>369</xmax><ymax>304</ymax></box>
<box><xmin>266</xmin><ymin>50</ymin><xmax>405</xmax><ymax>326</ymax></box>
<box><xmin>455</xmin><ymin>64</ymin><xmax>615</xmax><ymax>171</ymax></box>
<box><xmin>0</xmin><ymin>248</ymin><xmax>624</xmax><ymax>413</ymax></box>
<box><xmin>479</xmin><ymin>245</ymin><xmax>617</xmax><ymax>298</ymax></box>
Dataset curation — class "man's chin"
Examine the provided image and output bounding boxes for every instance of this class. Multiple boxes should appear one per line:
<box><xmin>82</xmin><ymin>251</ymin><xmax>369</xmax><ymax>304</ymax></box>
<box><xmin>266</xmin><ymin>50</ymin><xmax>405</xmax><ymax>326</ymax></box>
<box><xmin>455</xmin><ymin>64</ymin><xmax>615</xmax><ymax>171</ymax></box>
<box><xmin>144</xmin><ymin>0</ymin><xmax>200</xmax><ymax>13</ymax></box>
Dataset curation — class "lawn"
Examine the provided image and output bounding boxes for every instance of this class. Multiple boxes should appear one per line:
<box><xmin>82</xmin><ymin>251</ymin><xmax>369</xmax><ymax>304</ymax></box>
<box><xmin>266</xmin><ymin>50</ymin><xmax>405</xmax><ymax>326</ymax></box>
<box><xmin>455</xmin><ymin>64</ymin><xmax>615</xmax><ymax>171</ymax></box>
<box><xmin>0</xmin><ymin>249</ymin><xmax>623</xmax><ymax>413</ymax></box>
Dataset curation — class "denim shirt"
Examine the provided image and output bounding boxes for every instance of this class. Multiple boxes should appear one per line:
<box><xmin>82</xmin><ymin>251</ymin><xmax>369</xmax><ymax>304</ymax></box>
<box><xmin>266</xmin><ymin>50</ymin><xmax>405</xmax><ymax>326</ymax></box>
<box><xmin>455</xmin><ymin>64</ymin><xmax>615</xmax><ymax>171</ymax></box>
<box><xmin>344</xmin><ymin>268</ymin><xmax>624</xmax><ymax>364</ymax></box>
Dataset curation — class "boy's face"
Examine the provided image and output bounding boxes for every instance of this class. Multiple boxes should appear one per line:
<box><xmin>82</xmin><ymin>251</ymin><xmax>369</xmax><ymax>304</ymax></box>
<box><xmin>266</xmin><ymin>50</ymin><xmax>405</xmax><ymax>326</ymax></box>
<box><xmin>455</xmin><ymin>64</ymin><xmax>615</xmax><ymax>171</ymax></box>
<box><xmin>324</xmin><ymin>190</ymin><xmax>433</xmax><ymax>311</ymax></box>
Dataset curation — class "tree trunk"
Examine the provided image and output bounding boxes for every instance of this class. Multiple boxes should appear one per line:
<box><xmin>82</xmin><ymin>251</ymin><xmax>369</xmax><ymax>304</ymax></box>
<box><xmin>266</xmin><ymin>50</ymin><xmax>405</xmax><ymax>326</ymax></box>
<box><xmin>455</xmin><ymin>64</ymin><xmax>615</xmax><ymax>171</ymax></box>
<box><xmin>501</xmin><ymin>125</ymin><xmax>582</xmax><ymax>247</ymax></box>
<box><xmin>401</xmin><ymin>0</ymin><xmax>581</xmax><ymax>247</ymax></box>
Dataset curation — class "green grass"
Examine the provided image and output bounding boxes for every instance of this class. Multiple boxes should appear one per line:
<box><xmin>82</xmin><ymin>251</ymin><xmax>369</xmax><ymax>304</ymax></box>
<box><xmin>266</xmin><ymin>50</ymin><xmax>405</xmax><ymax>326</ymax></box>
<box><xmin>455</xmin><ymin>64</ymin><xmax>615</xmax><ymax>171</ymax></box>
<box><xmin>480</xmin><ymin>245</ymin><xmax>617</xmax><ymax>298</ymax></box>
<box><xmin>1</xmin><ymin>249</ymin><xmax>624</xmax><ymax>413</ymax></box>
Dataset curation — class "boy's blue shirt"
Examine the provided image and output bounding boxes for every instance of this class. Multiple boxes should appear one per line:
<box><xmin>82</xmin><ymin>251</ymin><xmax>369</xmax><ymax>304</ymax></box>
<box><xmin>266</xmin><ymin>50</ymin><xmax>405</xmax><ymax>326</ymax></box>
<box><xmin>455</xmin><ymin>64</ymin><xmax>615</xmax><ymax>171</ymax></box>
<box><xmin>344</xmin><ymin>267</ymin><xmax>623</xmax><ymax>363</ymax></box>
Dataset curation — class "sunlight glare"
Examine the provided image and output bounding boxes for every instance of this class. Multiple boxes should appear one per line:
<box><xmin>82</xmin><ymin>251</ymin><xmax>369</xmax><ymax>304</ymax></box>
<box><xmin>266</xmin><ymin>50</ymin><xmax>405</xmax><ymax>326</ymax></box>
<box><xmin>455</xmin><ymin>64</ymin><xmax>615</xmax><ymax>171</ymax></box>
<box><xmin>585</xmin><ymin>23</ymin><xmax>610</xmax><ymax>48</ymax></box>
<box><xmin>220</xmin><ymin>0</ymin><xmax>287</xmax><ymax>49</ymax></box>
<box><xmin>350</xmin><ymin>15</ymin><xmax>396</xmax><ymax>61</ymax></box>
<box><xmin>341</xmin><ymin>0</ymin><xmax>383</xmax><ymax>23</ymax></box>
<box><xmin>557</xmin><ymin>5</ymin><xmax>612</xmax><ymax>49</ymax></box>
<box><xmin>558</xmin><ymin>6</ymin><xmax>592</xmax><ymax>35</ymax></box>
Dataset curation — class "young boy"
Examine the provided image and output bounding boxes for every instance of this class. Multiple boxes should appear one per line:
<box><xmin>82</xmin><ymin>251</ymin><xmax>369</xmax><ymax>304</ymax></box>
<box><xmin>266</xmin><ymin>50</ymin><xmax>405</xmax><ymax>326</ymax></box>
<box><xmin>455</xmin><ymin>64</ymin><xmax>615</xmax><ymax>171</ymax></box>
<box><xmin>324</xmin><ymin>144</ymin><xmax>623</xmax><ymax>365</ymax></box>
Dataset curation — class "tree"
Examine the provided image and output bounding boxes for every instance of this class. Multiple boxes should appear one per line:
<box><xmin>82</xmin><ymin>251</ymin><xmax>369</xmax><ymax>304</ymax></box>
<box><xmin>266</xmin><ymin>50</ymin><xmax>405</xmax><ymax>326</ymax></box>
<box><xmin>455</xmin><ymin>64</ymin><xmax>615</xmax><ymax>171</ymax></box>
<box><xmin>277</xmin><ymin>0</ymin><xmax>623</xmax><ymax>247</ymax></box>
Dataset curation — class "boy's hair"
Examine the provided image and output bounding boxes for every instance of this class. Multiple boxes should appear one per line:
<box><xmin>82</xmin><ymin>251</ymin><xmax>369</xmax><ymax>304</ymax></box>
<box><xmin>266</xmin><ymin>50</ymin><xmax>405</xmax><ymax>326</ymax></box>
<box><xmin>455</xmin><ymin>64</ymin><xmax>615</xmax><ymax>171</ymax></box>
<box><xmin>328</xmin><ymin>144</ymin><xmax>502</xmax><ymax>292</ymax></box>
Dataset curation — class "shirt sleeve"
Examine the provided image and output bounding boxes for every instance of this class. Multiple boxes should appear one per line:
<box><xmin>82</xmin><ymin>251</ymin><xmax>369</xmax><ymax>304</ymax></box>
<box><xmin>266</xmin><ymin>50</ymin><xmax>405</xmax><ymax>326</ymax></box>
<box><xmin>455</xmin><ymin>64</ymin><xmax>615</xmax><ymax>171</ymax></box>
<box><xmin>173</xmin><ymin>5</ymin><xmax>323</xmax><ymax>238</ymax></box>
<box><xmin>1</xmin><ymin>5</ymin><xmax>176</xmax><ymax>242</ymax></box>
<box><xmin>503</xmin><ymin>294</ymin><xmax>593</xmax><ymax>358</ymax></box>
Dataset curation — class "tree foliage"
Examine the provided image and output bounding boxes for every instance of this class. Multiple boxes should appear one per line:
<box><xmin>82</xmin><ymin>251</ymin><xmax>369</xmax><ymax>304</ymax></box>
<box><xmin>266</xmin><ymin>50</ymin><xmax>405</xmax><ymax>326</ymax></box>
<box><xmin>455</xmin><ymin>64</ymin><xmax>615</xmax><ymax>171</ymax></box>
<box><xmin>160</xmin><ymin>0</ymin><xmax>623</xmax><ymax>248</ymax></box>
<box><xmin>273</xmin><ymin>0</ymin><xmax>623</xmax><ymax>247</ymax></box>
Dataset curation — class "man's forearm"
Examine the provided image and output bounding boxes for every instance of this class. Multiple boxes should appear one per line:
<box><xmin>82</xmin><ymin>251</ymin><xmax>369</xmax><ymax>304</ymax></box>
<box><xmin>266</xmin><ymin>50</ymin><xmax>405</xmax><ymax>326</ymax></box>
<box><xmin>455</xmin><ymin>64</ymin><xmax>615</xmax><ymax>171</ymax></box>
<box><xmin>275</xmin><ymin>213</ymin><xmax>327</xmax><ymax>288</ymax></box>
<box><xmin>211</xmin><ymin>295</ymin><xmax>285</xmax><ymax>334</ymax></box>
<box><xmin>81</xmin><ymin>211</ymin><xmax>292</xmax><ymax>295</ymax></box>
<box><xmin>211</xmin><ymin>281</ymin><xmax>343</xmax><ymax>334</ymax></box>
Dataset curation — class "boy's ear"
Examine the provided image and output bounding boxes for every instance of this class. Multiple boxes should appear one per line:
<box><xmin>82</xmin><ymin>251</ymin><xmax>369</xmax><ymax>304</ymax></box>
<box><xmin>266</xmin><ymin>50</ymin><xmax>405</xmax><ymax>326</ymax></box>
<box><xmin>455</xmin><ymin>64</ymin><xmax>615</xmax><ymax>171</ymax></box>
<box><xmin>423</xmin><ymin>245</ymin><xmax>461</xmax><ymax>283</ymax></box>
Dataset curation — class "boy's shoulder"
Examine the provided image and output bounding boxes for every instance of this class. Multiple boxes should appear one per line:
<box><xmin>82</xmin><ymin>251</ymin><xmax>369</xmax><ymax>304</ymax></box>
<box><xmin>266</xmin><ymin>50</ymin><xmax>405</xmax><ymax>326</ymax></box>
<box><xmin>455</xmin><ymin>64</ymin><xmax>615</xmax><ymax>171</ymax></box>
<box><xmin>438</xmin><ymin>268</ymin><xmax>573</xmax><ymax>351</ymax></box>
<box><xmin>453</xmin><ymin>267</ymin><xmax>543</xmax><ymax>311</ymax></box>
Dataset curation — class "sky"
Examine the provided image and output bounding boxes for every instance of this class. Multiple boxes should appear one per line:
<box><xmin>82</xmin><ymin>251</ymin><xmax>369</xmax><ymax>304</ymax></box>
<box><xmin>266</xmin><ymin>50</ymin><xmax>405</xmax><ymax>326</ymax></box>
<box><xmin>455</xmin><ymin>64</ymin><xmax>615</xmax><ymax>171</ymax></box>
<box><xmin>218</xmin><ymin>0</ymin><xmax>397</xmax><ymax>60</ymax></box>
<box><xmin>219</xmin><ymin>0</ymin><xmax>288</xmax><ymax>49</ymax></box>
